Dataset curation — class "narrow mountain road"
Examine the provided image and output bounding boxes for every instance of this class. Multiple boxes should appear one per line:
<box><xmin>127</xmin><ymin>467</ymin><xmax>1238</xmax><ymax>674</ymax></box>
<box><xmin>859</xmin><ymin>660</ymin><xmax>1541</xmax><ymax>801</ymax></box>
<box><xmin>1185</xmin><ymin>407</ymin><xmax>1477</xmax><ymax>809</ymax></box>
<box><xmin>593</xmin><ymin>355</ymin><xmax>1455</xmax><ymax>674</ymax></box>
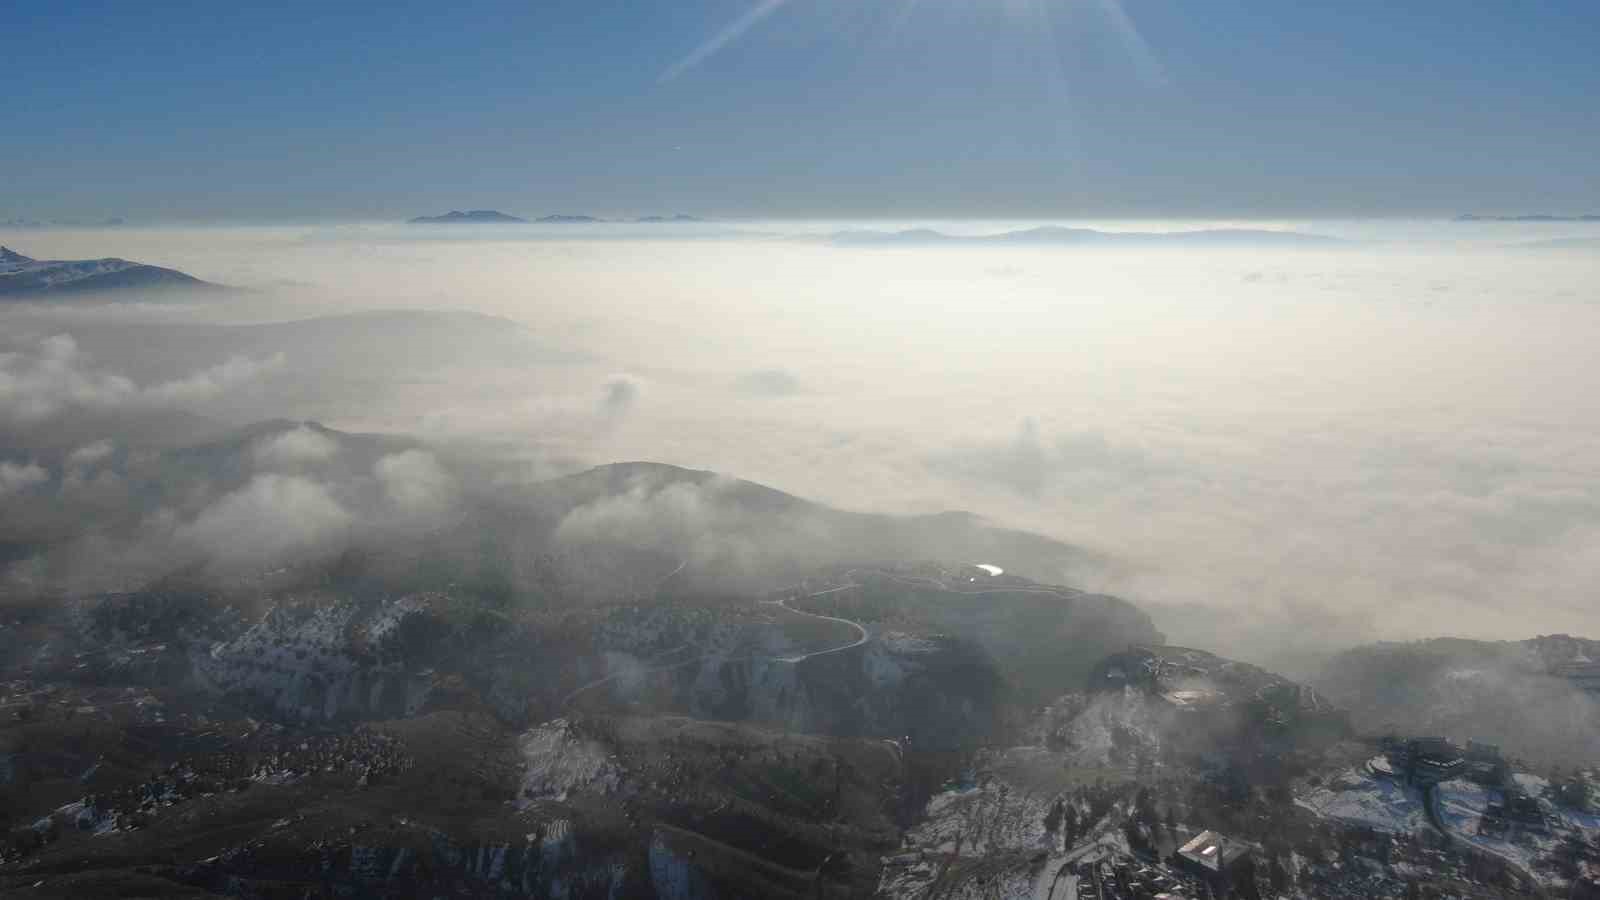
<box><xmin>654</xmin><ymin>558</ymin><xmax>687</xmax><ymax>592</ymax></box>
<box><xmin>563</xmin><ymin>574</ymin><xmax>871</xmax><ymax>708</ymax></box>
<box><xmin>760</xmin><ymin>584</ymin><xmax>869</xmax><ymax>663</ymax></box>
<box><xmin>559</xmin><ymin>643</ymin><xmax>699</xmax><ymax>707</ymax></box>
<box><xmin>560</xmin><ymin>559</ymin><xmax>693</xmax><ymax>706</ymax></box>
<box><xmin>563</xmin><ymin>563</ymin><xmax>1070</xmax><ymax>708</ymax></box>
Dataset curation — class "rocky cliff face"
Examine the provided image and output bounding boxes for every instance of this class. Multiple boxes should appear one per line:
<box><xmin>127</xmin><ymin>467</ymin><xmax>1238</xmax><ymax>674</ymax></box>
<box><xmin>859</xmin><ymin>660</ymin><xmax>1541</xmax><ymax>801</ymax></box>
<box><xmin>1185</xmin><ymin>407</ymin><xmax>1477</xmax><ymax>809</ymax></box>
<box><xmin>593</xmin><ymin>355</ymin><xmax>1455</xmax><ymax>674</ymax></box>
<box><xmin>192</xmin><ymin>594</ymin><xmax>446</xmax><ymax>722</ymax></box>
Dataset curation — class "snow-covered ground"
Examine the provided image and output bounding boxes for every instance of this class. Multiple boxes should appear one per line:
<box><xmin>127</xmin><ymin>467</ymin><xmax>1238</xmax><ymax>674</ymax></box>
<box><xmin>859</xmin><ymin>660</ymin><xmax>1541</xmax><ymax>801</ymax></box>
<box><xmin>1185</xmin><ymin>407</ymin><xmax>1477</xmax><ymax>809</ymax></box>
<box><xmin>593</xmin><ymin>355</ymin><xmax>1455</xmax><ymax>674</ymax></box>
<box><xmin>1295</xmin><ymin>766</ymin><xmax>1428</xmax><ymax>833</ymax></box>
<box><xmin>0</xmin><ymin>245</ymin><xmax>204</xmax><ymax>294</ymax></box>
<box><xmin>1298</xmin><ymin>762</ymin><xmax>1600</xmax><ymax>891</ymax></box>
<box><xmin>517</xmin><ymin>718</ymin><xmax>624</xmax><ymax>804</ymax></box>
<box><xmin>192</xmin><ymin>595</ymin><xmax>437</xmax><ymax>720</ymax></box>
<box><xmin>878</xmin><ymin>779</ymin><xmax>1139</xmax><ymax>900</ymax></box>
<box><xmin>1435</xmin><ymin>777</ymin><xmax>1600</xmax><ymax>888</ymax></box>
<box><xmin>1054</xmin><ymin>688</ymin><xmax>1165</xmax><ymax>769</ymax></box>
<box><xmin>0</xmin><ymin>248</ymin><xmax>141</xmax><ymax>284</ymax></box>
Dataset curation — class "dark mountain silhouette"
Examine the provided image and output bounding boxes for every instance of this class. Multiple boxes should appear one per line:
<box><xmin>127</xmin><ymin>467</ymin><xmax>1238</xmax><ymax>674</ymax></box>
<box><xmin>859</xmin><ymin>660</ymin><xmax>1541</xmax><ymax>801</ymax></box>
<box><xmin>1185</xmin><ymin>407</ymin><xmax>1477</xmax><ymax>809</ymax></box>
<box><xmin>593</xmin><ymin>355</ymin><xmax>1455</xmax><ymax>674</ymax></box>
<box><xmin>0</xmin><ymin>246</ymin><xmax>220</xmax><ymax>297</ymax></box>
<box><xmin>1457</xmin><ymin>213</ymin><xmax>1600</xmax><ymax>222</ymax></box>
<box><xmin>1513</xmin><ymin>236</ymin><xmax>1600</xmax><ymax>250</ymax></box>
<box><xmin>406</xmin><ymin>209</ymin><xmax>527</xmax><ymax>224</ymax></box>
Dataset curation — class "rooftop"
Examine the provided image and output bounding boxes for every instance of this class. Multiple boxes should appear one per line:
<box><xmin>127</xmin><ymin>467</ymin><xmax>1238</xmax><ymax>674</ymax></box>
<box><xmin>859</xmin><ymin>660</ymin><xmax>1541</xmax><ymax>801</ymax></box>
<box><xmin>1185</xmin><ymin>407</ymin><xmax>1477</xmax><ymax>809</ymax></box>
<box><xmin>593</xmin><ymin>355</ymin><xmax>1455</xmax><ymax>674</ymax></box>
<box><xmin>1178</xmin><ymin>830</ymin><xmax>1250</xmax><ymax>872</ymax></box>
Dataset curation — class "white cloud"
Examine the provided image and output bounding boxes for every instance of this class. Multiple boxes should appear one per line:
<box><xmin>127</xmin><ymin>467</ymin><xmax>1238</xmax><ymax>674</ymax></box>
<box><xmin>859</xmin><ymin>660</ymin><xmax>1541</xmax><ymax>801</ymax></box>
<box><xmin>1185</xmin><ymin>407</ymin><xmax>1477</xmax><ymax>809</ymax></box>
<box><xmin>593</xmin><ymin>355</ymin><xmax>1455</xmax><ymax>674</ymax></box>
<box><xmin>374</xmin><ymin>449</ymin><xmax>457</xmax><ymax>518</ymax></box>
<box><xmin>146</xmin><ymin>353</ymin><xmax>285</xmax><ymax>405</ymax></box>
<box><xmin>0</xmin><ymin>333</ymin><xmax>137</xmax><ymax>423</ymax></box>
<box><xmin>0</xmin><ymin>460</ymin><xmax>48</xmax><ymax>499</ymax></box>
<box><xmin>176</xmin><ymin>474</ymin><xmax>351</xmax><ymax>570</ymax></box>
<box><xmin>66</xmin><ymin>439</ymin><xmax>116</xmax><ymax>468</ymax></box>
<box><xmin>0</xmin><ymin>333</ymin><xmax>283</xmax><ymax>426</ymax></box>
<box><xmin>253</xmin><ymin>425</ymin><xmax>340</xmax><ymax>468</ymax></box>
<box><xmin>553</xmin><ymin>473</ymin><xmax>833</xmax><ymax>576</ymax></box>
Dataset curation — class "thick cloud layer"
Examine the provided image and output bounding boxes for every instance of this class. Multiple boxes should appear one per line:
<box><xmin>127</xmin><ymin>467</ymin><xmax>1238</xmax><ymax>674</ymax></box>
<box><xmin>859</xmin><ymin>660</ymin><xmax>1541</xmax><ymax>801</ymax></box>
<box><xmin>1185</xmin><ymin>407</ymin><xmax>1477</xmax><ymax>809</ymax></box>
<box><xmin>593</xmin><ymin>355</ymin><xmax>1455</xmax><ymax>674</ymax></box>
<box><xmin>2</xmin><ymin>221</ymin><xmax>1598</xmax><ymax>673</ymax></box>
<box><xmin>374</xmin><ymin>449</ymin><xmax>457</xmax><ymax>519</ymax></box>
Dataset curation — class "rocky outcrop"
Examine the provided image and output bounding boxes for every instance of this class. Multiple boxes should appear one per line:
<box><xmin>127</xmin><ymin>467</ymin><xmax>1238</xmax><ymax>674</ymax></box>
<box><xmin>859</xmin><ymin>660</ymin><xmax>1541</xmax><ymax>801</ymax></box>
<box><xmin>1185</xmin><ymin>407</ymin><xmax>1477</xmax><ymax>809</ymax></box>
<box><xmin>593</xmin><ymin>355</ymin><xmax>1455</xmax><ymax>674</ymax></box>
<box><xmin>193</xmin><ymin>595</ymin><xmax>448</xmax><ymax>721</ymax></box>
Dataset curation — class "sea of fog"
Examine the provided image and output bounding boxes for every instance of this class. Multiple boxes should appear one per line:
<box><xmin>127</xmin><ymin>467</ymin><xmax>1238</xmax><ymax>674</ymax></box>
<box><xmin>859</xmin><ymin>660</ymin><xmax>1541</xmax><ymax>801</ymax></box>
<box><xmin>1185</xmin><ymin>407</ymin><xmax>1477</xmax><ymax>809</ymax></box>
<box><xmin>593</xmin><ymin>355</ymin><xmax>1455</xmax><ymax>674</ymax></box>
<box><xmin>3</xmin><ymin>217</ymin><xmax>1598</xmax><ymax>673</ymax></box>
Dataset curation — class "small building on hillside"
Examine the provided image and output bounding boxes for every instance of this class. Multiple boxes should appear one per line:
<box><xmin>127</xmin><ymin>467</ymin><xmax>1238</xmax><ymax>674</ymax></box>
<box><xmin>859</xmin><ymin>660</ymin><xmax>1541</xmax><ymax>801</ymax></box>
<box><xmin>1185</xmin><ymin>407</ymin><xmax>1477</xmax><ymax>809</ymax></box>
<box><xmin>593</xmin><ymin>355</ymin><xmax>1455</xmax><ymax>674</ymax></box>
<box><xmin>1404</xmin><ymin>738</ymin><xmax>1467</xmax><ymax>785</ymax></box>
<box><xmin>1484</xmin><ymin>790</ymin><xmax>1550</xmax><ymax>833</ymax></box>
<box><xmin>1176</xmin><ymin>830</ymin><xmax>1251</xmax><ymax>882</ymax></box>
<box><xmin>1465</xmin><ymin>740</ymin><xmax>1510</xmax><ymax>785</ymax></box>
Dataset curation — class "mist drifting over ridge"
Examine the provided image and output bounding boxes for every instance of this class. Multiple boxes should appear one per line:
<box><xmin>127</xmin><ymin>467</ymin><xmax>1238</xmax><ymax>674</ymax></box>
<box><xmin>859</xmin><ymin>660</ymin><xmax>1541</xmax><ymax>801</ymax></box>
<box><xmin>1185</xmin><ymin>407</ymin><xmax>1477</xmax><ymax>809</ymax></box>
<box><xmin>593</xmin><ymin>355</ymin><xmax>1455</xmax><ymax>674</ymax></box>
<box><xmin>2</xmin><ymin>219</ymin><xmax>1598</xmax><ymax>675</ymax></box>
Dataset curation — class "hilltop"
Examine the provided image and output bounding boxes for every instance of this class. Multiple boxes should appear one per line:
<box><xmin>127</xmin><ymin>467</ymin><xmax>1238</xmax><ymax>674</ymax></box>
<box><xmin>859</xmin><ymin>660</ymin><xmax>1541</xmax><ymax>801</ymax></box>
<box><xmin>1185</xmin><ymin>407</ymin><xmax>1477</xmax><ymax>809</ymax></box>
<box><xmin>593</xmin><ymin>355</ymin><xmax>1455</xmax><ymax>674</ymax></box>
<box><xmin>0</xmin><ymin>246</ymin><xmax>220</xmax><ymax>298</ymax></box>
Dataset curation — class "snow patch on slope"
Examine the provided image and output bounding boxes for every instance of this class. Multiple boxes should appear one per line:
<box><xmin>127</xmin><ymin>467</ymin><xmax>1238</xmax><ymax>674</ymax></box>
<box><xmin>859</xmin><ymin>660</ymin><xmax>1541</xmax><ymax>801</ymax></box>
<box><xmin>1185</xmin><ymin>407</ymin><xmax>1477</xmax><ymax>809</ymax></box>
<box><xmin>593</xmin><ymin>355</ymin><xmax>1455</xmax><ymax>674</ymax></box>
<box><xmin>1295</xmin><ymin>767</ymin><xmax>1427</xmax><ymax>833</ymax></box>
<box><xmin>518</xmin><ymin>718</ymin><xmax>624</xmax><ymax>803</ymax></box>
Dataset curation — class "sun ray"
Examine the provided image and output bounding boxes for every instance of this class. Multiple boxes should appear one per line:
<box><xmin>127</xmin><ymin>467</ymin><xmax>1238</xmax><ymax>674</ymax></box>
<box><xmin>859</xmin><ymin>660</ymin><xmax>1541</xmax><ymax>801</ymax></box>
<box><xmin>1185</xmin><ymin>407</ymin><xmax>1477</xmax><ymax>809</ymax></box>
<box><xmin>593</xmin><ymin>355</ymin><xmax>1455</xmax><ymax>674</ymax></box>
<box><xmin>660</xmin><ymin>0</ymin><xmax>791</xmax><ymax>83</ymax></box>
<box><xmin>1094</xmin><ymin>0</ymin><xmax>1167</xmax><ymax>86</ymax></box>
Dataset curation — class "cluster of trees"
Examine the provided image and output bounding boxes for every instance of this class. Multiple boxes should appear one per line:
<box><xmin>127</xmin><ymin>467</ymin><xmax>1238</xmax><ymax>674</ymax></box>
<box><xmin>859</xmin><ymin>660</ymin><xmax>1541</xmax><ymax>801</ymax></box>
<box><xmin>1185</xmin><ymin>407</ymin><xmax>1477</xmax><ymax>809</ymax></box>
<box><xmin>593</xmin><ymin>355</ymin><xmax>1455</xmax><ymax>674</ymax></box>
<box><xmin>1551</xmin><ymin>768</ymin><xmax>1595</xmax><ymax>812</ymax></box>
<box><xmin>1041</xmin><ymin>781</ymin><xmax>1130</xmax><ymax>849</ymax></box>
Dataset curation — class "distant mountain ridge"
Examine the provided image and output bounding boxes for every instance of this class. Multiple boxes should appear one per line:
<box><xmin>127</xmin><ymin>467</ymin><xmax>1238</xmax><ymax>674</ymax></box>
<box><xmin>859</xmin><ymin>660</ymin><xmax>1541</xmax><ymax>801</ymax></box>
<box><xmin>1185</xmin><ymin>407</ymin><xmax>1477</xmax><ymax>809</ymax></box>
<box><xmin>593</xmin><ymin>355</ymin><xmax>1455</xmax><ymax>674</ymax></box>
<box><xmin>407</xmin><ymin>209</ymin><xmax>527</xmax><ymax>224</ymax></box>
<box><xmin>2</xmin><ymin>216</ymin><xmax>126</xmax><ymax>228</ymax></box>
<box><xmin>0</xmin><ymin>246</ymin><xmax>220</xmax><ymax>297</ymax></box>
<box><xmin>826</xmin><ymin>225</ymin><xmax>1344</xmax><ymax>247</ymax></box>
<box><xmin>1514</xmin><ymin>236</ymin><xmax>1600</xmax><ymax>250</ymax></box>
<box><xmin>1457</xmin><ymin>213</ymin><xmax>1600</xmax><ymax>222</ymax></box>
<box><xmin>406</xmin><ymin>210</ymin><xmax>706</xmax><ymax>225</ymax></box>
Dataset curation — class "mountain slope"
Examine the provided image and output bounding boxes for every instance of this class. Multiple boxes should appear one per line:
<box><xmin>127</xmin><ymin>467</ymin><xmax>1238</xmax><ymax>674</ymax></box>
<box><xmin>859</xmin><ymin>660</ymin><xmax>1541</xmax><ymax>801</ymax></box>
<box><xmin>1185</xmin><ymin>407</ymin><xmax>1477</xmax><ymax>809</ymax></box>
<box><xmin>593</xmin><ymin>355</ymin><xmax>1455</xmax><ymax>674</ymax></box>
<box><xmin>0</xmin><ymin>247</ymin><xmax>219</xmax><ymax>297</ymax></box>
<box><xmin>1315</xmin><ymin>635</ymin><xmax>1600</xmax><ymax>766</ymax></box>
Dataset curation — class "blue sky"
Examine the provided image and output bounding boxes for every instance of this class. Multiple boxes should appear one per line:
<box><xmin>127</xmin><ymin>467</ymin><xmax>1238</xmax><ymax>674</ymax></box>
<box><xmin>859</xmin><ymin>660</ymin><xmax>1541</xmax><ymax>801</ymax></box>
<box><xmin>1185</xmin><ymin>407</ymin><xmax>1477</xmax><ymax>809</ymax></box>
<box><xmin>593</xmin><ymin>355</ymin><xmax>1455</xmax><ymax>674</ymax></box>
<box><xmin>5</xmin><ymin>0</ymin><xmax>1598</xmax><ymax>220</ymax></box>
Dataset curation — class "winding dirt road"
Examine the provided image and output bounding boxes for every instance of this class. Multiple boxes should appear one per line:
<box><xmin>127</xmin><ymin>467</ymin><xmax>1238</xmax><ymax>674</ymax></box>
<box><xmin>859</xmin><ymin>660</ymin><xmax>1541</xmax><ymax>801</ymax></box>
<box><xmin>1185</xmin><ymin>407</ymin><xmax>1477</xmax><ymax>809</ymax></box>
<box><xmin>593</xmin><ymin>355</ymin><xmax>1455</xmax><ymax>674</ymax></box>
<box><xmin>562</xmin><ymin>574</ymin><xmax>872</xmax><ymax>708</ymax></box>
<box><xmin>563</xmin><ymin>564</ymin><xmax>1052</xmax><ymax>709</ymax></box>
<box><xmin>761</xmin><ymin>585</ymin><xmax>870</xmax><ymax>663</ymax></box>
